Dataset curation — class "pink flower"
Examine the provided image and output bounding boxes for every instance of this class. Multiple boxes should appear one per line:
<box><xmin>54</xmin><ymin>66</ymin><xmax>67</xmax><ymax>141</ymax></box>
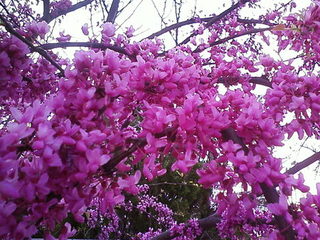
<box><xmin>0</xmin><ymin>181</ymin><xmax>21</xmax><ymax>198</ymax></box>
<box><xmin>86</xmin><ymin>148</ymin><xmax>110</xmax><ymax>172</ymax></box>
<box><xmin>125</xmin><ymin>26</ymin><xmax>135</xmax><ymax>37</ymax></box>
<box><xmin>197</xmin><ymin>161</ymin><xmax>225</xmax><ymax>188</ymax></box>
<box><xmin>81</xmin><ymin>23</ymin><xmax>89</xmax><ymax>35</ymax></box>
<box><xmin>289</xmin><ymin>96</ymin><xmax>306</xmax><ymax>111</ymax></box>
<box><xmin>25</xmin><ymin>21</ymin><xmax>50</xmax><ymax>39</ymax></box>
<box><xmin>58</xmin><ymin>222</ymin><xmax>76</xmax><ymax>240</ymax></box>
<box><xmin>56</xmin><ymin>32</ymin><xmax>71</xmax><ymax>42</ymax></box>
<box><xmin>268</xmin><ymin>194</ymin><xmax>292</xmax><ymax>222</ymax></box>
<box><xmin>143</xmin><ymin>154</ymin><xmax>166</xmax><ymax>181</ymax></box>
<box><xmin>285</xmin><ymin>173</ymin><xmax>310</xmax><ymax>193</ymax></box>
<box><xmin>260</xmin><ymin>55</ymin><xmax>274</xmax><ymax>67</ymax></box>
<box><xmin>102</xmin><ymin>23</ymin><xmax>116</xmax><ymax>37</ymax></box>
<box><xmin>144</xmin><ymin>133</ymin><xmax>167</xmax><ymax>153</ymax></box>
<box><xmin>118</xmin><ymin>170</ymin><xmax>141</xmax><ymax>194</ymax></box>
<box><xmin>101</xmin><ymin>189</ymin><xmax>125</xmax><ymax>212</ymax></box>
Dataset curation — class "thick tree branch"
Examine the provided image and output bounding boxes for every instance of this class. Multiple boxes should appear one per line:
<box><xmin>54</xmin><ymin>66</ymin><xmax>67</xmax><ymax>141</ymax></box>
<box><xmin>102</xmin><ymin>126</ymin><xmax>178</xmax><ymax>175</ymax></box>
<box><xmin>42</xmin><ymin>0</ymin><xmax>94</xmax><ymax>23</ymax></box>
<box><xmin>179</xmin><ymin>0</ymin><xmax>251</xmax><ymax>46</ymax></box>
<box><xmin>106</xmin><ymin>0</ymin><xmax>120</xmax><ymax>23</ymax></box>
<box><xmin>222</xmin><ymin>128</ymin><xmax>249</xmax><ymax>153</ymax></box>
<box><xmin>40</xmin><ymin>41</ymin><xmax>129</xmax><ymax>55</ymax></box>
<box><xmin>42</xmin><ymin>0</ymin><xmax>50</xmax><ymax>22</ymax></box>
<box><xmin>0</xmin><ymin>14</ymin><xmax>64</xmax><ymax>75</ymax></box>
<box><xmin>222</xmin><ymin>127</ymin><xmax>296</xmax><ymax>240</ymax></box>
<box><xmin>152</xmin><ymin>211</ymin><xmax>275</xmax><ymax>240</ymax></box>
<box><xmin>217</xmin><ymin>75</ymin><xmax>272</xmax><ymax>88</ymax></box>
<box><xmin>285</xmin><ymin>151</ymin><xmax>320</xmax><ymax>175</ymax></box>
<box><xmin>249</xmin><ymin>76</ymin><xmax>272</xmax><ymax>88</ymax></box>
<box><xmin>151</xmin><ymin>214</ymin><xmax>221</xmax><ymax>240</ymax></box>
<box><xmin>193</xmin><ymin>27</ymin><xmax>271</xmax><ymax>53</ymax></box>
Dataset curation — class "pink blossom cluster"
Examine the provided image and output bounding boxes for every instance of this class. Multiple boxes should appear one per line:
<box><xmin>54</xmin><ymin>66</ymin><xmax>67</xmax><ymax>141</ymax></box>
<box><xmin>49</xmin><ymin>0</ymin><xmax>72</xmax><ymax>17</ymax></box>
<box><xmin>87</xmin><ymin>199</ymin><xmax>121</xmax><ymax>240</ymax></box>
<box><xmin>2</xmin><ymin>1</ymin><xmax>320</xmax><ymax>239</ymax></box>
<box><xmin>22</xmin><ymin>21</ymin><xmax>50</xmax><ymax>40</ymax></box>
<box><xmin>0</xmin><ymin>36</ymin><xmax>30</xmax><ymax>115</ymax></box>
<box><xmin>274</xmin><ymin>1</ymin><xmax>320</xmax><ymax>69</ymax></box>
<box><xmin>265</xmin><ymin>66</ymin><xmax>320</xmax><ymax>140</ymax></box>
<box><xmin>0</xmin><ymin>34</ymin><xmax>58</xmax><ymax>121</ymax></box>
<box><xmin>217</xmin><ymin>199</ymin><xmax>273</xmax><ymax>239</ymax></box>
<box><xmin>86</xmin><ymin>184</ymin><xmax>176</xmax><ymax>239</ymax></box>
<box><xmin>170</xmin><ymin>219</ymin><xmax>202</xmax><ymax>240</ymax></box>
<box><xmin>136</xmin><ymin>193</ymin><xmax>175</xmax><ymax>229</ymax></box>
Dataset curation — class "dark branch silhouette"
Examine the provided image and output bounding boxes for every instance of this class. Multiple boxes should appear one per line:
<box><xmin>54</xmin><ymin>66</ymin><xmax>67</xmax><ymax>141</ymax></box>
<box><xmin>40</xmin><ymin>41</ymin><xmax>129</xmax><ymax>55</ymax></box>
<box><xmin>193</xmin><ymin>27</ymin><xmax>271</xmax><ymax>53</ymax></box>
<box><xmin>42</xmin><ymin>0</ymin><xmax>94</xmax><ymax>23</ymax></box>
<box><xmin>0</xmin><ymin>14</ymin><xmax>64</xmax><ymax>75</ymax></box>
<box><xmin>151</xmin><ymin>214</ymin><xmax>220</xmax><ymax>240</ymax></box>
<box><xmin>102</xmin><ymin>126</ymin><xmax>178</xmax><ymax>175</ymax></box>
<box><xmin>222</xmin><ymin>127</ymin><xmax>296</xmax><ymax>240</ymax></box>
<box><xmin>42</xmin><ymin>0</ymin><xmax>50</xmax><ymax>22</ymax></box>
<box><xmin>249</xmin><ymin>76</ymin><xmax>272</xmax><ymax>88</ymax></box>
<box><xmin>106</xmin><ymin>0</ymin><xmax>120</xmax><ymax>23</ymax></box>
<box><xmin>285</xmin><ymin>151</ymin><xmax>320</xmax><ymax>175</ymax></box>
<box><xmin>179</xmin><ymin>0</ymin><xmax>251</xmax><ymax>46</ymax></box>
<box><xmin>146</xmin><ymin>17</ymin><xmax>274</xmax><ymax>40</ymax></box>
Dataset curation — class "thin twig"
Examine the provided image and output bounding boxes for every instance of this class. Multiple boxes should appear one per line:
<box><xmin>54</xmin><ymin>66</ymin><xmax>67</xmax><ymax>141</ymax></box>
<box><xmin>117</xmin><ymin>0</ymin><xmax>134</xmax><ymax>15</ymax></box>
<box><xmin>0</xmin><ymin>14</ymin><xmax>64</xmax><ymax>75</ymax></box>
<box><xmin>0</xmin><ymin>1</ymin><xmax>19</xmax><ymax>27</ymax></box>
<box><xmin>149</xmin><ymin>0</ymin><xmax>176</xmax><ymax>43</ymax></box>
<box><xmin>117</xmin><ymin>0</ymin><xmax>143</xmax><ymax>30</ymax></box>
<box><xmin>102</xmin><ymin>126</ymin><xmax>178</xmax><ymax>175</ymax></box>
<box><xmin>173</xmin><ymin>0</ymin><xmax>183</xmax><ymax>44</ymax></box>
<box><xmin>178</xmin><ymin>0</ymin><xmax>251</xmax><ymax>46</ymax></box>
<box><xmin>193</xmin><ymin>27</ymin><xmax>271</xmax><ymax>53</ymax></box>
<box><xmin>40</xmin><ymin>41</ymin><xmax>129</xmax><ymax>56</ymax></box>
<box><xmin>41</xmin><ymin>0</ymin><xmax>94</xmax><ymax>23</ymax></box>
<box><xmin>146</xmin><ymin>16</ymin><xmax>273</xmax><ymax>40</ymax></box>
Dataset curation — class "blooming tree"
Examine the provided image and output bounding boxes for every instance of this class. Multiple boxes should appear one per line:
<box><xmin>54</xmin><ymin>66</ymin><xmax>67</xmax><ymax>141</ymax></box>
<box><xmin>1</xmin><ymin>0</ymin><xmax>320</xmax><ymax>239</ymax></box>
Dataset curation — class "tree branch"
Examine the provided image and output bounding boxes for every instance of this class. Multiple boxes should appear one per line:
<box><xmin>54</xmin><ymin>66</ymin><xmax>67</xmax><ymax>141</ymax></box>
<box><xmin>39</xmin><ymin>41</ymin><xmax>129</xmax><ymax>56</ymax></box>
<box><xmin>216</xmin><ymin>75</ymin><xmax>272</xmax><ymax>88</ymax></box>
<box><xmin>106</xmin><ymin>0</ymin><xmax>120</xmax><ymax>23</ymax></box>
<box><xmin>193</xmin><ymin>27</ymin><xmax>271</xmax><ymax>53</ymax></box>
<box><xmin>151</xmin><ymin>214</ymin><xmax>221</xmax><ymax>240</ymax></box>
<box><xmin>222</xmin><ymin>127</ymin><xmax>296</xmax><ymax>240</ymax></box>
<box><xmin>102</xmin><ymin>126</ymin><xmax>178</xmax><ymax>175</ymax></box>
<box><xmin>42</xmin><ymin>0</ymin><xmax>50</xmax><ymax>22</ymax></box>
<box><xmin>237</xmin><ymin>18</ymin><xmax>275</xmax><ymax>26</ymax></box>
<box><xmin>249</xmin><ymin>76</ymin><xmax>272</xmax><ymax>88</ymax></box>
<box><xmin>42</xmin><ymin>0</ymin><xmax>94</xmax><ymax>23</ymax></box>
<box><xmin>146</xmin><ymin>16</ymin><xmax>273</xmax><ymax>40</ymax></box>
<box><xmin>0</xmin><ymin>14</ymin><xmax>64</xmax><ymax>75</ymax></box>
<box><xmin>285</xmin><ymin>151</ymin><xmax>320</xmax><ymax>175</ymax></box>
<box><xmin>146</xmin><ymin>17</ymin><xmax>211</xmax><ymax>40</ymax></box>
<box><xmin>0</xmin><ymin>2</ymin><xmax>20</xmax><ymax>27</ymax></box>
<box><xmin>151</xmin><ymin>211</ymin><xmax>275</xmax><ymax>240</ymax></box>
<box><xmin>179</xmin><ymin>0</ymin><xmax>251</xmax><ymax>46</ymax></box>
